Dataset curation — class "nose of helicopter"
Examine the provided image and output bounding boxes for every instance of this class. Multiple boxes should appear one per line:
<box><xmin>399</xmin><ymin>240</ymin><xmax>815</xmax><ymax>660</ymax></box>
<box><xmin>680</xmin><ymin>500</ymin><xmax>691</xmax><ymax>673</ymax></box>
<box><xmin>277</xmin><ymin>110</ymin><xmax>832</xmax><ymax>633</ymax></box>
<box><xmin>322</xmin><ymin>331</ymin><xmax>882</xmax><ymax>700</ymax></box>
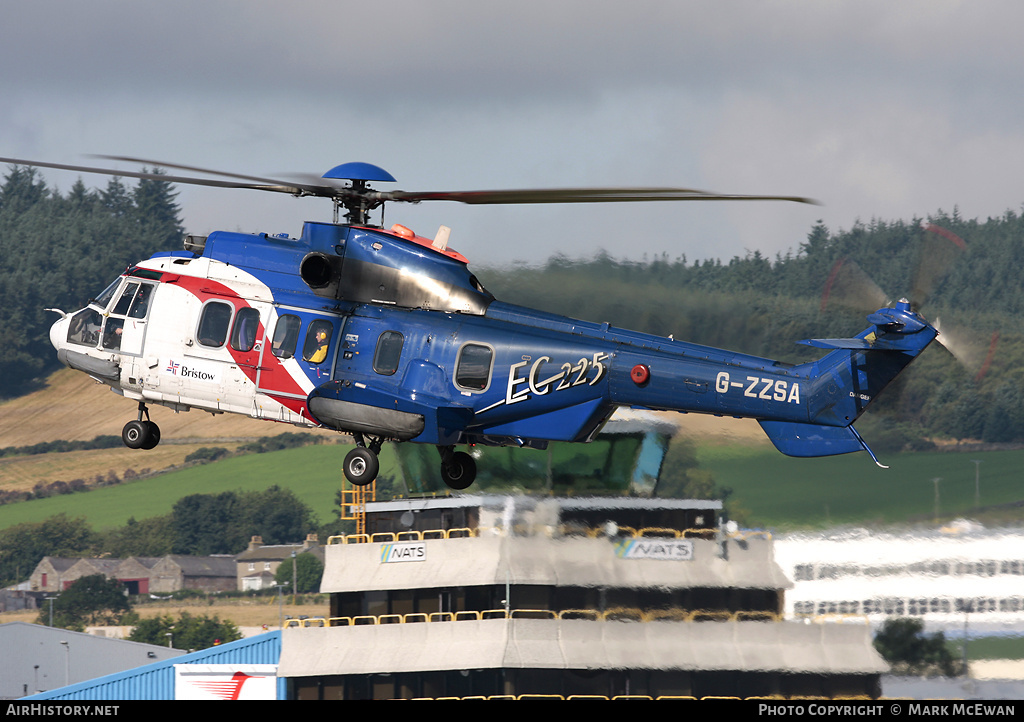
<box><xmin>49</xmin><ymin>313</ymin><xmax>69</xmax><ymax>353</ymax></box>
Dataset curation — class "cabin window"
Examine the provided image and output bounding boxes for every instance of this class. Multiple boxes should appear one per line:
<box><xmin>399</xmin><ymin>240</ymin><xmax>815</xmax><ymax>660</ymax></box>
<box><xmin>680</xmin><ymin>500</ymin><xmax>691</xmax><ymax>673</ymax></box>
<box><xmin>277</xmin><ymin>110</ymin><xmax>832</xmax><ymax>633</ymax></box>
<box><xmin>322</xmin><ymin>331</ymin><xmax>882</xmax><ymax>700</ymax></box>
<box><xmin>197</xmin><ymin>301</ymin><xmax>233</xmax><ymax>348</ymax></box>
<box><xmin>373</xmin><ymin>331</ymin><xmax>404</xmax><ymax>376</ymax></box>
<box><xmin>272</xmin><ymin>315</ymin><xmax>301</xmax><ymax>358</ymax></box>
<box><xmin>303</xmin><ymin>320</ymin><xmax>334</xmax><ymax>363</ymax></box>
<box><xmin>455</xmin><ymin>343</ymin><xmax>493</xmax><ymax>391</ymax></box>
<box><xmin>231</xmin><ymin>308</ymin><xmax>261</xmax><ymax>352</ymax></box>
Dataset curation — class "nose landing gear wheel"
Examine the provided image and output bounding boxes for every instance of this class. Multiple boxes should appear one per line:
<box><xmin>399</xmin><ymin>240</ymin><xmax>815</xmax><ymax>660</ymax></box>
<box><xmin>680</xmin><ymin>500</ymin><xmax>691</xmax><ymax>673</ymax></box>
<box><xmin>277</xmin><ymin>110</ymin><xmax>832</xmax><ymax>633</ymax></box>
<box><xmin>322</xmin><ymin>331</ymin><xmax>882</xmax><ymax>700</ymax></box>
<box><xmin>440</xmin><ymin>451</ymin><xmax>476</xmax><ymax>490</ymax></box>
<box><xmin>344</xmin><ymin>447</ymin><xmax>379</xmax><ymax>486</ymax></box>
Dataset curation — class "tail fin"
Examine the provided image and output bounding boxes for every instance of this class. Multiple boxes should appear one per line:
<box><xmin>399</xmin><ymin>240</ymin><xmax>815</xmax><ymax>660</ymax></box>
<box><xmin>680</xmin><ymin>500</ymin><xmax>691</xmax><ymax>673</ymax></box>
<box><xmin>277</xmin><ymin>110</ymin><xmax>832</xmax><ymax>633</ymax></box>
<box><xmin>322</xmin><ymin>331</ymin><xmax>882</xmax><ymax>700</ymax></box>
<box><xmin>760</xmin><ymin>299</ymin><xmax>936</xmax><ymax>462</ymax></box>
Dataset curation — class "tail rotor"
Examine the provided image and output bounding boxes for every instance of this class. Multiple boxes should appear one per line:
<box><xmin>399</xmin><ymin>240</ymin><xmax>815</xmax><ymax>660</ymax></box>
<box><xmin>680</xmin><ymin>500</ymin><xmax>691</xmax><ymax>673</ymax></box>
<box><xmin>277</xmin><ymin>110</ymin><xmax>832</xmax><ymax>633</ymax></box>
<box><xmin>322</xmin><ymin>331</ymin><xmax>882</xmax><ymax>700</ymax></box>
<box><xmin>820</xmin><ymin>222</ymin><xmax>997</xmax><ymax>381</ymax></box>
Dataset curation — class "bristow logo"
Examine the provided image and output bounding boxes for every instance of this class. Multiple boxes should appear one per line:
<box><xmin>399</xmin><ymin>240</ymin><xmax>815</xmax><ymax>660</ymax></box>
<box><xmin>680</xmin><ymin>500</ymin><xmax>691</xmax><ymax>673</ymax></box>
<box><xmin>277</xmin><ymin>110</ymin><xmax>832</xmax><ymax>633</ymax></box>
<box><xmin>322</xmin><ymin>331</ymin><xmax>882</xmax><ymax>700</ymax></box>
<box><xmin>165</xmin><ymin>360</ymin><xmax>217</xmax><ymax>381</ymax></box>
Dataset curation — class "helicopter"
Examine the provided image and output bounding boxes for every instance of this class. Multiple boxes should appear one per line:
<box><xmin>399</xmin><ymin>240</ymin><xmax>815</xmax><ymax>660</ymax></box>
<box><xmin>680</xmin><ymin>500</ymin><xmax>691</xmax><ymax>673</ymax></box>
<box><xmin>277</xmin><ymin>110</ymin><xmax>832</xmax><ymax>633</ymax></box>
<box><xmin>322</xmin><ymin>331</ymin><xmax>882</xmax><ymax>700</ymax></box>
<box><xmin>4</xmin><ymin>154</ymin><xmax>938</xmax><ymax>490</ymax></box>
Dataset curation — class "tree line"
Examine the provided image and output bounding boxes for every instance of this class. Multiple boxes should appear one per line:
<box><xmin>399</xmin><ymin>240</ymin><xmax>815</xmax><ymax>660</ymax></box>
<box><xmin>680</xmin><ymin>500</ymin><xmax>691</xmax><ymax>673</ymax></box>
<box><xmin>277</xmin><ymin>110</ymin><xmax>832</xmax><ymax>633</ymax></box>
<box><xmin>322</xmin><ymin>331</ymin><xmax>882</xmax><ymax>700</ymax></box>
<box><xmin>481</xmin><ymin>210</ymin><xmax>1024</xmax><ymax>445</ymax></box>
<box><xmin>0</xmin><ymin>485</ymin><xmax>342</xmax><ymax>589</ymax></box>
<box><xmin>5</xmin><ymin>163</ymin><xmax>1024</xmax><ymax>442</ymax></box>
<box><xmin>37</xmin><ymin>573</ymin><xmax>240</xmax><ymax>648</ymax></box>
<box><xmin>0</xmin><ymin>165</ymin><xmax>182</xmax><ymax>398</ymax></box>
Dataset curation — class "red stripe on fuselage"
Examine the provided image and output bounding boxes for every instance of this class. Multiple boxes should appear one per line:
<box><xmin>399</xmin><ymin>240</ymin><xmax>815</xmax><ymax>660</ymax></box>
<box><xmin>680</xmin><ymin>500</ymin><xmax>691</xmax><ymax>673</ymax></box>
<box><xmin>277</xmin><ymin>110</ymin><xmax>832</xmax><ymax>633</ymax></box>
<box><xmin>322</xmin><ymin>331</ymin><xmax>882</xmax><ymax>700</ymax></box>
<box><xmin>161</xmin><ymin>273</ymin><xmax>311</xmax><ymax>416</ymax></box>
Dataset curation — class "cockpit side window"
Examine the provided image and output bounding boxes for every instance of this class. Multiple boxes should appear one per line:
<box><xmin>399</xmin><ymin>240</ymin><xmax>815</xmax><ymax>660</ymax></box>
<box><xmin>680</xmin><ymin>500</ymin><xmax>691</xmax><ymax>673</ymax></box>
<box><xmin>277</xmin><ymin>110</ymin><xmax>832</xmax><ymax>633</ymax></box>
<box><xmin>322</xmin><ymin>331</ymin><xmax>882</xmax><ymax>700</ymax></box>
<box><xmin>67</xmin><ymin>308</ymin><xmax>103</xmax><ymax>347</ymax></box>
<box><xmin>303</xmin><ymin>320</ymin><xmax>334</xmax><ymax>364</ymax></box>
<box><xmin>197</xmin><ymin>301</ymin><xmax>233</xmax><ymax>348</ymax></box>
<box><xmin>102</xmin><ymin>318</ymin><xmax>124</xmax><ymax>350</ymax></box>
<box><xmin>127</xmin><ymin>284</ymin><xmax>154</xmax><ymax>319</ymax></box>
<box><xmin>112</xmin><ymin>282</ymin><xmax>140</xmax><ymax>316</ymax></box>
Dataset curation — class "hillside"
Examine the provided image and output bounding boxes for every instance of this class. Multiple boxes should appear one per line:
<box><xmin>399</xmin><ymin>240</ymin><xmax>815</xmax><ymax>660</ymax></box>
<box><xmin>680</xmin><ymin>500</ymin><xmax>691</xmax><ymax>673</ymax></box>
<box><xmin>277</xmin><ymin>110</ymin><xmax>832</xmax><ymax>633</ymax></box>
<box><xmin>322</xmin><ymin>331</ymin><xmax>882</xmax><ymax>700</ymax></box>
<box><xmin>0</xmin><ymin>368</ymin><xmax>339</xmax><ymax>490</ymax></box>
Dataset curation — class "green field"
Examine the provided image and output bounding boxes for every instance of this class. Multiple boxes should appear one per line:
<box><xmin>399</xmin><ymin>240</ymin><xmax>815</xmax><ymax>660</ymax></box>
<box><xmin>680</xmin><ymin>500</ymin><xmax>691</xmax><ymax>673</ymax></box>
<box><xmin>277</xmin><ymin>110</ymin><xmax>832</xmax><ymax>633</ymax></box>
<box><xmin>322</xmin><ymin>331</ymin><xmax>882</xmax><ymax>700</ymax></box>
<box><xmin>699</xmin><ymin>445</ymin><xmax>1024</xmax><ymax>529</ymax></box>
<box><xmin>0</xmin><ymin>444</ymin><xmax>403</xmax><ymax>532</ymax></box>
<box><xmin>2</xmin><ymin>439</ymin><xmax>1023</xmax><ymax>533</ymax></box>
<box><xmin>951</xmin><ymin>635</ymin><xmax>1024</xmax><ymax>661</ymax></box>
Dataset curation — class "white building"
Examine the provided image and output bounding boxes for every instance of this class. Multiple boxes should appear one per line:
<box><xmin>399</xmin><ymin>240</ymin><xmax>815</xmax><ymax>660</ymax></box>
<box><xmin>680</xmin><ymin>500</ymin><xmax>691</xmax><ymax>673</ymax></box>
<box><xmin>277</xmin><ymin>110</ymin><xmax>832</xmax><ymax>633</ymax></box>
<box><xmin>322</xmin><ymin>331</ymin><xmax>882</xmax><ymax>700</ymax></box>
<box><xmin>774</xmin><ymin>521</ymin><xmax>1024</xmax><ymax>635</ymax></box>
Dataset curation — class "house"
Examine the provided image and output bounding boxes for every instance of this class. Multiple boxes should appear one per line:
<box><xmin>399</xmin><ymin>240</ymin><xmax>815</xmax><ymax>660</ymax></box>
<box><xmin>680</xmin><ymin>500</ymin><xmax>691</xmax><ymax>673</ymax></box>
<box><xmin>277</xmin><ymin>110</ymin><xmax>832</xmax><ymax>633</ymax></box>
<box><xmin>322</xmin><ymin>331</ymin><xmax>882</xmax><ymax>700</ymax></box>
<box><xmin>28</xmin><ymin>558</ymin><xmax>80</xmax><ymax>593</ymax></box>
<box><xmin>147</xmin><ymin>556</ymin><xmax>237</xmax><ymax>594</ymax></box>
<box><xmin>26</xmin><ymin>554</ymin><xmax>242</xmax><ymax>597</ymax></box>
<box><xmin>235</xmin><ymin>535</ymin><xmax>323</xmax><ymax>592</ymax></box>
<box><xmin>114</xmin><ymin>557</ymin><xmax>161</xmax><ymax>595</ymax></box>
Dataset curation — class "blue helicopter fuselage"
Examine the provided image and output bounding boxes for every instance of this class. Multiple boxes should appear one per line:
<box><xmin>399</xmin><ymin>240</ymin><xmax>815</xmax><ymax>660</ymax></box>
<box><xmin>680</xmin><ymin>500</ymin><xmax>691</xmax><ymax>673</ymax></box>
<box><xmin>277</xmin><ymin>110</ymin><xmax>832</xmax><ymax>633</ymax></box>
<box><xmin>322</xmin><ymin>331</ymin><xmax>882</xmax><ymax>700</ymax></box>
<box><xmin>50</xmin><ymin>218</ymin><xmax>936</xmax><ymax>466</ymax></box>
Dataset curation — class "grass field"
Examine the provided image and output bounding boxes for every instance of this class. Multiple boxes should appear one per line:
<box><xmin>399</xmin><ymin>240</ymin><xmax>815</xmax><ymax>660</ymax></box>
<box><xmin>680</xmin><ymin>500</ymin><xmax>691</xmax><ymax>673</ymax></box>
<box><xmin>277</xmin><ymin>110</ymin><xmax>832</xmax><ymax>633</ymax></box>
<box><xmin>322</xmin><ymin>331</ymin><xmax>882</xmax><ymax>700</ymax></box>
<box><xmin>3</xmin><ymin>435</ymin><xmax>1023</xmax><ymax>533</ymax></box>
<box><xmin>951</xmin><ymin>635</ymin><xmax>1024</xmax><ymax>661</ymax></box>
<box><xmin>699</xmin><ymin>445</ymin><xmax>1024</xmax><ymax>529</ymax></box>
<box><xmin>1</xmin><ymin>369</ymin><xmax>1022</xmax><ymax>532</ymax></box>
<box><xmin>0</xmin><ymin>443</ymin><xmax>405</xmax><ymax>532</ymax></box>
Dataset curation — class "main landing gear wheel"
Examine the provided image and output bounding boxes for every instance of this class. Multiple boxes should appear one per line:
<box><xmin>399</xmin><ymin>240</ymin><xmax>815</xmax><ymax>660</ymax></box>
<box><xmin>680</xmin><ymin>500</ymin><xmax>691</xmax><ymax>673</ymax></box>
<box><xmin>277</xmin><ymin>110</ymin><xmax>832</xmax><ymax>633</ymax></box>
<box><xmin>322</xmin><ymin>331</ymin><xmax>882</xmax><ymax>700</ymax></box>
<box><xmin>440</xmin><ymin>451</ymin><xmax>476</xmax><ymax>491</ymax></box>
<box><xmin>122</xmin><ymin>402</ymin><xmax>161</xmax><ymax>450</ymax></box>
<box><xmin>344</xmin><ymin>447</ymin><xmax>379</xmax><ymax>486</ymax></box>
<box><xmin>140</xmin><ymin>421</ymin><xmax>161</xmax><ymax>450</ymax></box>
<box><xmin>122</xmin><ymin>420</ymin><xmax>149</xmax><ymax>449</ymax></box>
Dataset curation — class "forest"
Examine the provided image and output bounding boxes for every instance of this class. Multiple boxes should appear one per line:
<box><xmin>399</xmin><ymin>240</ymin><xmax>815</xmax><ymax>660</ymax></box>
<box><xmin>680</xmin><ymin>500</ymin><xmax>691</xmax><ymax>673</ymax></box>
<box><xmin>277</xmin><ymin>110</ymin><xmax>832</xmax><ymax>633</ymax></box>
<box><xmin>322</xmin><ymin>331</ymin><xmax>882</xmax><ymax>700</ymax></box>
<box><xmin>2</xmin><ymin>164</ymin><xmax>1024</xmax><ymax>444</ymax></box>
<box><xmin>481</xmin><ymin>212</ymin><xmax>1024</xmax><ymax>447</ymax></box>
<box><xmin>0</xmin><ymin>166</ymin><xmax>182</xmax><ymax>397</ymax></box>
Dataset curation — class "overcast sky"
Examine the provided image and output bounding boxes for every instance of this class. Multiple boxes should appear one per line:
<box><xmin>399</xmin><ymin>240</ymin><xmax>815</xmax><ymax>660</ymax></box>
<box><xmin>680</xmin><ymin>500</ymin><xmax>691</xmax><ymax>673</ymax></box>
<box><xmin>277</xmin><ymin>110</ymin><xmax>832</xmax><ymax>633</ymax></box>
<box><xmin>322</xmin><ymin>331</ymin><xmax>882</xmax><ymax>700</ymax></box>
<box><xmin>2</xmin><ymin>1</ymin><xmax>1022</xmax><ymax>268</ymax></box>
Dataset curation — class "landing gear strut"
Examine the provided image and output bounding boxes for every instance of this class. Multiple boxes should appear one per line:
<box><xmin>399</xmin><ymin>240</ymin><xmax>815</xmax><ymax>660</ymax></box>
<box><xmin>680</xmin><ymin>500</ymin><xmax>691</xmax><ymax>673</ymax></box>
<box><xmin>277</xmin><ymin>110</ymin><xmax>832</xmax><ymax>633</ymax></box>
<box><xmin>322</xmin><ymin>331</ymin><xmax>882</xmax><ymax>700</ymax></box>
<box><xmin>438</xmin><ymin>446</ymin><xmax>476</xmax><ymax>490</ymax></box>
<box><xmin>122</xmin><ymin>403</ymin><xmax>160</xmax><ymax>450</ymax></box>
<box><xmin>343</xmin><ymin>433</ymin><xmax>384</xmax><ymax>486</ymax></box>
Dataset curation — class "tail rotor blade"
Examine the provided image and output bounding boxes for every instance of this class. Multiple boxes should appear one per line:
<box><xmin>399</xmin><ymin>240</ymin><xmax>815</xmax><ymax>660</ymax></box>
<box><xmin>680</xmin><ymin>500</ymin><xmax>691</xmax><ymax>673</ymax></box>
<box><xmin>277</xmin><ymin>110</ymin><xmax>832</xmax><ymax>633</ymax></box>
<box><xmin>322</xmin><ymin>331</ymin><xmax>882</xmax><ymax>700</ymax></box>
<box><xmin>912</xmin><ymin>223</ymin><xmax>967</xmax><ymax>306</ymax></box>
<box><xmin>933</xmin><ymin>318</ymin><xmax>1000</xmax><ymax>382</ymax></box>
<box><xmin>821</xmin><ymin>257</ymin><xmax>889</xmax><ymax>313</ymax></box>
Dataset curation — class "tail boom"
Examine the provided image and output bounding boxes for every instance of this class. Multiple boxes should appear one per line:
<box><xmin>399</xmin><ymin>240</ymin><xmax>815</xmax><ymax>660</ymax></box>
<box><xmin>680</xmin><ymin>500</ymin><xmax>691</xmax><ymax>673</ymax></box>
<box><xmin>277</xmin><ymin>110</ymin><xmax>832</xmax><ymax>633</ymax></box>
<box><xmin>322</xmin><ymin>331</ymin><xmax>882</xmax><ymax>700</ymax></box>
<box><xmin>610</xmin><ymin>300</ymin><xmax>936</xmax><ymax>461</ymax></box>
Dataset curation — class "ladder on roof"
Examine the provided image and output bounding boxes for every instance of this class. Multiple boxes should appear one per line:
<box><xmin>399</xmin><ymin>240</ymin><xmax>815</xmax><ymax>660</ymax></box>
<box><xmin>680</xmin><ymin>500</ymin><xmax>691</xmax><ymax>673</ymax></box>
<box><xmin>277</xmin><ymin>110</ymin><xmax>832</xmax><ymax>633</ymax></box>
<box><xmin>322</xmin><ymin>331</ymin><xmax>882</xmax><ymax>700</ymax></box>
<box><xmin>340</xmin><ymin>478</ymin><xmax>376</xmax><ymax>536</ymax></box>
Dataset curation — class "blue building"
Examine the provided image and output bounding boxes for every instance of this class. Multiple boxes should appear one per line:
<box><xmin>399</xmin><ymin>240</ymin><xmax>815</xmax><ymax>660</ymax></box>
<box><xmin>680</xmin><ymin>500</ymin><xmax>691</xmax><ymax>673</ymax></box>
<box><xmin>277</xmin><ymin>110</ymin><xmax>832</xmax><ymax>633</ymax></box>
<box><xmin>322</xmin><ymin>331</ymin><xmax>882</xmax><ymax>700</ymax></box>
<box><xmin>23</xmin><ymin>631</ymin><xmax>282</xmax><ymax>701</ymax></box>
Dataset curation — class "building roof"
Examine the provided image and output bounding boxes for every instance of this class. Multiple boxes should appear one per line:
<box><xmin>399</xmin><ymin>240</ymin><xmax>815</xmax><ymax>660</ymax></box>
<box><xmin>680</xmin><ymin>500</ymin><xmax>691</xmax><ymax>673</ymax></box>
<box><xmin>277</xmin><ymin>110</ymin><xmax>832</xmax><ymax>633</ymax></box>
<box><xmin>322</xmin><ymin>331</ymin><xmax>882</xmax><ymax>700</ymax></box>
<box><xmin>236</xmin><ymin>545</ymin><xmax>324</xmax><ymax>563</ymax></box>
<box><xmin>361</xmin><ymin>495</ymin><xmax>722</xmax><ymax>514</ymax></box>
<box><xmin>35</xmin><ymin>558</ymin><xmax>80</xmax><ymax>573</ymax></box>
<box><xmin>160</xmin><ymin>556</ymin><xmax>237</xmax><ymax>577</ymax></box>
<box><xmin>23</xmin><ymin>631</ymin><xmax>283</xmax><ymax>701</ymax></box>
<box><xmin>0</xmin><ymin>622</ymin><xmax>183</xmax><ymax>699</ymax></box>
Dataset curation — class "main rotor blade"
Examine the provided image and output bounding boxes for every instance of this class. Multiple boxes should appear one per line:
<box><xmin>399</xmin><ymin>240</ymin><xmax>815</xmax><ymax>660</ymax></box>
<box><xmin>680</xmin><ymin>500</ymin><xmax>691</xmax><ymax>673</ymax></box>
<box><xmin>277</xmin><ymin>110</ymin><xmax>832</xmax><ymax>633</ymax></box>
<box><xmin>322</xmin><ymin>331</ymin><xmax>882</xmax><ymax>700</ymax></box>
<box><xmin>0</xmin><ymin>156</ymin><xmax>316</xmax><ymax>196</ymax></box>
<box><xmin>0</xmin><ymin>155</ymin><xmax>819</xmax><ymax>209</ymax></box>
<box><xmin>93</xmin><ymin>154</ymin><xmax>301</xmax><ymax>188</ymax></box>
<box><xmin>384</xmin><ymin>188</ymin><xmax>819</xmax><ymax>205</ymax></box>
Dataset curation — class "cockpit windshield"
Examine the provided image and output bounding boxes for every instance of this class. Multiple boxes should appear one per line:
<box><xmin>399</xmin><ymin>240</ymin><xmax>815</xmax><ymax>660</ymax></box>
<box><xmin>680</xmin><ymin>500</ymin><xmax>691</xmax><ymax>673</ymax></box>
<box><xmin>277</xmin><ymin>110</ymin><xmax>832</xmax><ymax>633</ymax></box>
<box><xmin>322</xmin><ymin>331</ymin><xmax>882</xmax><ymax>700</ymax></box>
<box><xmin>90</xmin><ymin>276</ymin><xmax>123</xmax><ymax>310</ymax></box>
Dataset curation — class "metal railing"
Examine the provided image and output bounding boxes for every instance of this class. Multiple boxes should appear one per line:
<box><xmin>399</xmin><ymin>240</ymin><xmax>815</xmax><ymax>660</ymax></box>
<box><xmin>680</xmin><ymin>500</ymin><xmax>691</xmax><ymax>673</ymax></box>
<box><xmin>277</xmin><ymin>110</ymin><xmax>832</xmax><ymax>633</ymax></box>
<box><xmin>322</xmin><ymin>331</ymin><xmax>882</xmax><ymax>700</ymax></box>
<box><xmin>284</xmin><ymin>607</ymin><xmax>782</xmax><ymax>628</ymax></box>
<box><xmin>326</xmin><ymin>525</ymin><xmax>743</xmax><ymax>545</ymax></box>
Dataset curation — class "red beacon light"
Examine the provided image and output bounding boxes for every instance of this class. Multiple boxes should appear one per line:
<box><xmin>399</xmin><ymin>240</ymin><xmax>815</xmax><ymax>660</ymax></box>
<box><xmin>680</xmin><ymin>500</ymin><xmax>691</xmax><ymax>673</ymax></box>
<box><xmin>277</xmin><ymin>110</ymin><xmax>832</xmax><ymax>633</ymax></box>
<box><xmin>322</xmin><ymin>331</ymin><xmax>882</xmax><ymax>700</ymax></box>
<box><xmin>630</xmin><ymin>364</ymin><xmax>650</xmax><ymax>385</ymax></box>
<box><xmin>388</xmin><ymin>223</ymin><xmax>469</xmax><ymax>264</ymax></box>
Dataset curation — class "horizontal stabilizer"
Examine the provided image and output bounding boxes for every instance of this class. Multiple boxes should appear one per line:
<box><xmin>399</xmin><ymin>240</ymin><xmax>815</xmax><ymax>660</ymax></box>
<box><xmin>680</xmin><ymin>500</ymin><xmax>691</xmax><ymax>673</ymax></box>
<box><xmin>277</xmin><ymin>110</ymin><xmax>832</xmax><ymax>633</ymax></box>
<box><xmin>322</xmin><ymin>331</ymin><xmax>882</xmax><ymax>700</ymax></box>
<box><xmin>798</xmin><ymin>337</ymin><xmax>919</xmax><ymax>351</ymax></box>
<box><xmin>758</xmin><ymin>420</ymin><xmax>864</xmax><ymax>457</ymax></box>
